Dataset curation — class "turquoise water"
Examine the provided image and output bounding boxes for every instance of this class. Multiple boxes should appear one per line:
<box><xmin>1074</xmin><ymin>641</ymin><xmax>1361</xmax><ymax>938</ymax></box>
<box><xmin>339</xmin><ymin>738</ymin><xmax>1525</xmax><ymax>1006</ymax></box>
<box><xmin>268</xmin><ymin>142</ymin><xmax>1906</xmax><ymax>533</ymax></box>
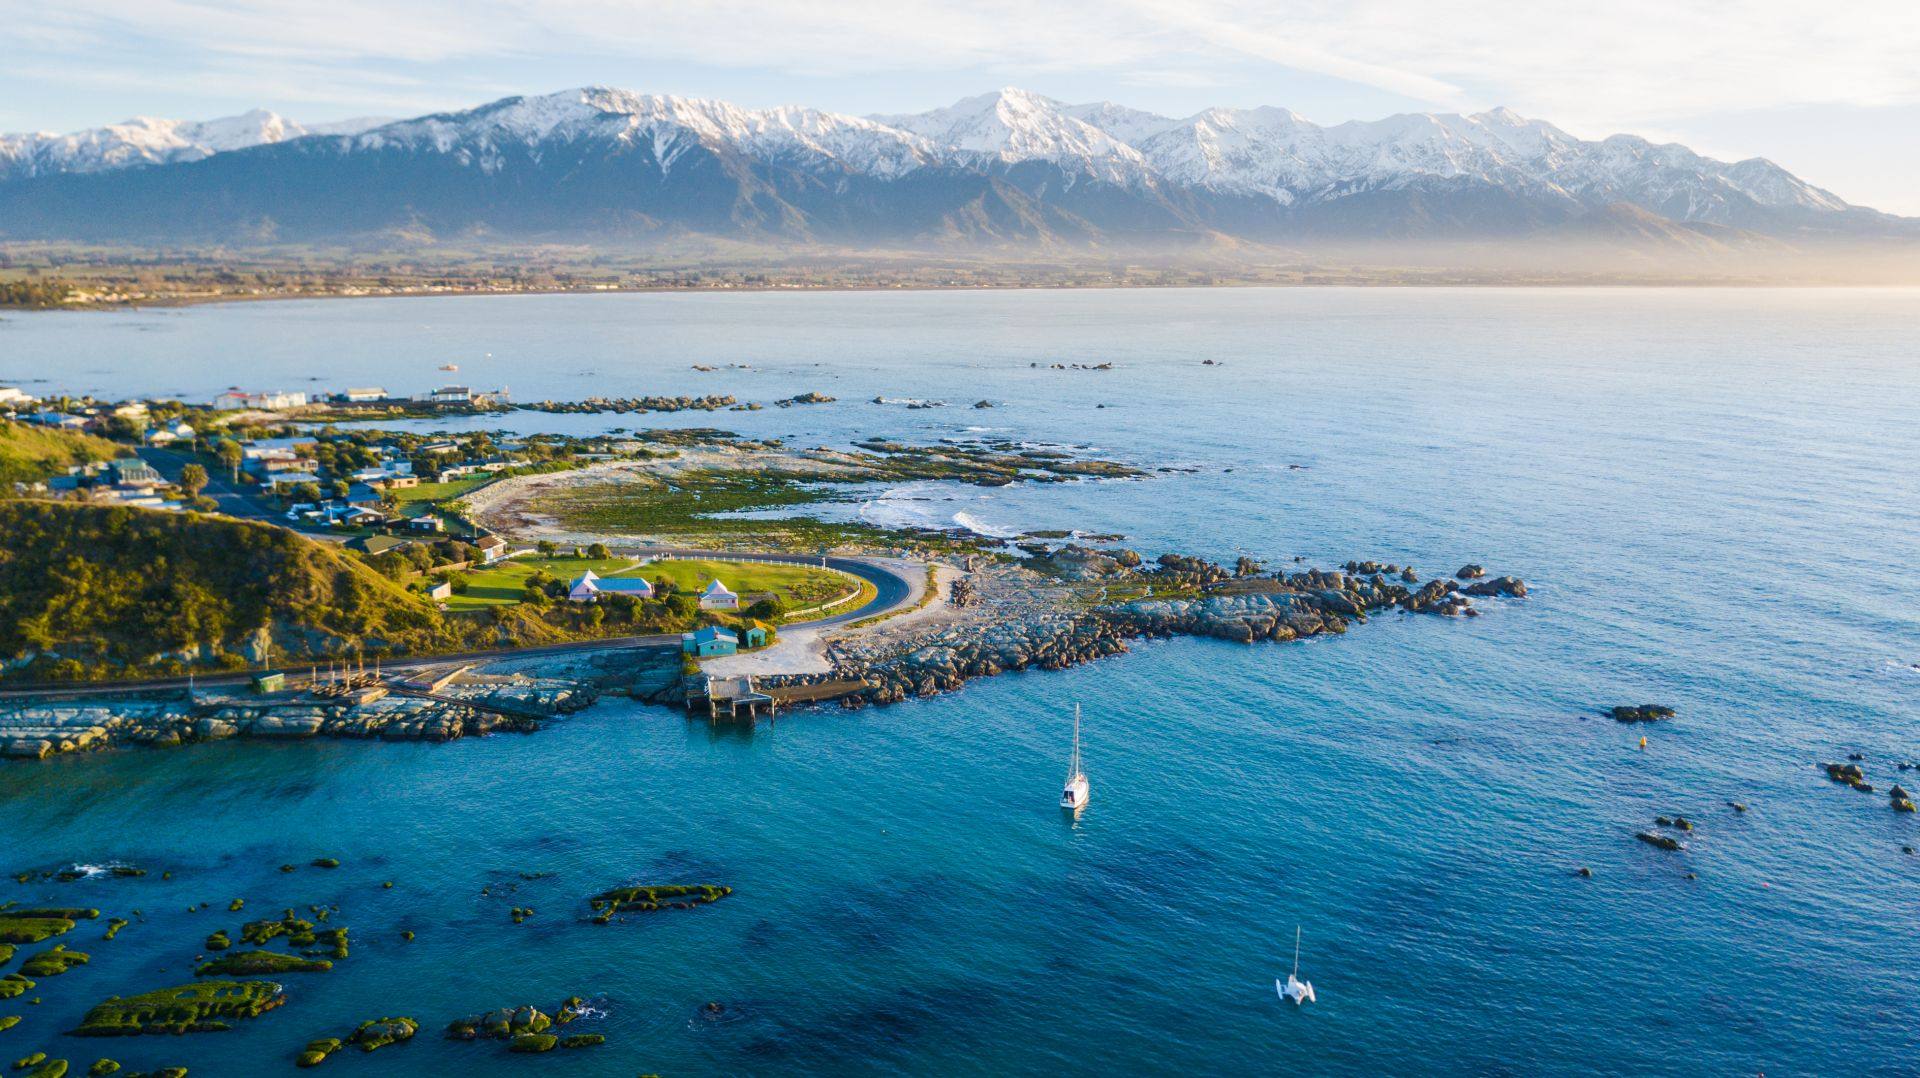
<box><xmin>4</xmin><ymin>288</ymin><xmax>1920</xmax><ymax>1075</ymax></box>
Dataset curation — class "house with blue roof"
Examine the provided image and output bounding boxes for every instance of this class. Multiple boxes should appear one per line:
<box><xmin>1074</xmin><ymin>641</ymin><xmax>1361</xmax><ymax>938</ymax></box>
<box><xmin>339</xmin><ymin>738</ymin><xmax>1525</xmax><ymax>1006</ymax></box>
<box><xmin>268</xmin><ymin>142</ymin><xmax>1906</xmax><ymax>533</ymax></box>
<box><xmin>682</xmin><ymin>625</ymin><xmax>739</xmax><ymax>657</ymax></box>
<box><xmin>567</xmin><ymin>569</ymin><xmax>656</xmax><ymax>603</ymax></box>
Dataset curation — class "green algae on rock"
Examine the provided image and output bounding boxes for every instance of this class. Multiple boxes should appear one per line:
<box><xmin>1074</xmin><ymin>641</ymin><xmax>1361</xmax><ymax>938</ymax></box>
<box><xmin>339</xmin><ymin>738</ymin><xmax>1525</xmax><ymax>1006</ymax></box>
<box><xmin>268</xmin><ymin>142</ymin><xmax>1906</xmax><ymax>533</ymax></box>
<box><xmin>18</xmin><ymin>1056</ymin><xmax>66</xmax><ymax>1078</ymax></box>
<box><xmin>0</xmin><ymin>910</ymin><xmax>96</xmax><ymax>946</ymax></box>
<box><xmin>194</xmin><ymin>952</ymin><xmax>330</xmax><ymax>977</ymax></box>
<box><xmin>0</xmin><ymin>945</ymin><xmax>12</xmax><ymax>965</ymax></box>
<box><xmin>101</xmin><ymin>920</ymin><xmax>126</xmax><ymax>942</ymax></box>
<box><xmin>0</xmin><ymin>1016</ymin><xmax>20</xmax><ymax>1032</ymax></box>
<box><xmin>348</xmin><ymin>1017</ymin><xmax>417</xmax><ymax>1052</ymax></box>
<box><xmin>70</xmin><ymin>980</ymin><xmax>284</xmax><ymax>1036</ymax></box>
<box><xmin>294</xmin><ymin>1037</ymin><xmax>341</xmax><ymax>1068</ymax></box>
<box><xmin>87</xmin><ymin>1062</ymin><xmax>118</xmax><ymax>1077</ymax></box>
<box><xmin>201</xmin><ymin>932</ymin><xmax>228</xmax><ymax>952</ymax></box>
<box><xmin>507</xmin><ymin>1033</ymin><xmax>556</xmax><ymax>1053</ymax></box>
<box><xmin>19</xmin><ymin>946</ymin><xmax>89</xmax><ymax>978</ymax></box>
<box><xmin>587</xmin><ymin>884</ymin><xmax>731</xmax><ymax>921</ymax></box>
<box><xmin>0</xmin><ymin>976</ymin><xmax>33</xmax><ymax>1001</ymax></box>
<box><xmin>445</xmin><ymin>1004</ymin><xmax>549</xmax><ymax>1041</ymax></box>
<box><xmin>309</xmin><ymin>860</ymin><xmax>340</xmax><ymax>871</ymax></box>
<box><xmin>559</xmin><ymin>1034</ymin><xmax>604</xmax><ymax>1049</ymax></box>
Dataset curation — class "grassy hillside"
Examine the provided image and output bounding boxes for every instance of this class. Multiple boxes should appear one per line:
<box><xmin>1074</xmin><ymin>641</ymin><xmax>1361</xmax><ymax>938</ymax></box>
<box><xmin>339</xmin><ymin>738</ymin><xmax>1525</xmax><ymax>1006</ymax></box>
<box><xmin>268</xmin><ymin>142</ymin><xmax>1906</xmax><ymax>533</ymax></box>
<box><xmin>0</xmin><ymin>500</ymin><xmax>464</xmax><ymax>680</ymax></box>
<box><xmin>0</xmin><ymin>418</ymin><xmax>122</xmax><ymax>484</ymax></box>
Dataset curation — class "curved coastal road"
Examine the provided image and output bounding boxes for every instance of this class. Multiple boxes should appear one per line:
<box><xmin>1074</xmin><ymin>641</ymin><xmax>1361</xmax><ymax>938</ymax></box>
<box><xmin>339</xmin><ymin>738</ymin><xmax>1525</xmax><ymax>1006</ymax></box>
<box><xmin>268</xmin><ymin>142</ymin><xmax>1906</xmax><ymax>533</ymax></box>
<box><xmin>0</xmin><ymin>550</ymin><xmax>924</xmax><ymax>701</ymax></box>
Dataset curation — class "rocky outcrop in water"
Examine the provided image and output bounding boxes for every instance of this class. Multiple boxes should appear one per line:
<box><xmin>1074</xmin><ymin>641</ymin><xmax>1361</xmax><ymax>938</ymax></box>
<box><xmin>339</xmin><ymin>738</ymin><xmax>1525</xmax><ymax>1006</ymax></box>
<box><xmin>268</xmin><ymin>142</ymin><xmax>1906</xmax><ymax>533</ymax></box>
<box><xmin>826</xmin><ymin>554</ymin><xmax>1527</xmax><ymax>708</ymax></box>
<box><xmin>0</xmin><ymin>679</ymin><xmax>594</xmax><ymax>761</ymax></box>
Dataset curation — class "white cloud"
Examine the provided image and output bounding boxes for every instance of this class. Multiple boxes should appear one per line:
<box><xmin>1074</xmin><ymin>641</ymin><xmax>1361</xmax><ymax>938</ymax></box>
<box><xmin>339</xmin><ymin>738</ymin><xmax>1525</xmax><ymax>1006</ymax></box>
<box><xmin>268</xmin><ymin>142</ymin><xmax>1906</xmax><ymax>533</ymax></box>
<box><xmin>10</xmin><ymin>0</ymin><xmax>1920</xmax><ymax>131</ymax></box>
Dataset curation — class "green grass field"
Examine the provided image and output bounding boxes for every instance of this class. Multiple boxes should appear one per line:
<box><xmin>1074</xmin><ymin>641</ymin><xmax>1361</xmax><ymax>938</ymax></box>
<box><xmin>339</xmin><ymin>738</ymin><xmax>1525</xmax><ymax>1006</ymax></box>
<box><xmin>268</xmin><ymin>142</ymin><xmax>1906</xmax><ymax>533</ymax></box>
<box><xmin>442</xmin><ymin>555</ymin><xmax>859</xmax><ymax>614</ymax></box>
<box><xmin>390</xmin><ymin>475</ymin><xmax>496</xmax><ymax>516</ymax></box>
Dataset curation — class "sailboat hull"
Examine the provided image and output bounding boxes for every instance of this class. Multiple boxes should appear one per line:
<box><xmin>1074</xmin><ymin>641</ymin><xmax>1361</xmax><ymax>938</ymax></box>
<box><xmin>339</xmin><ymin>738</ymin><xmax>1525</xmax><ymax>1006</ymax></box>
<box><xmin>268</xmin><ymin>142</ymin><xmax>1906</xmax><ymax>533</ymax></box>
<box><xmin>1060</xmin><ymin>776</ymin><xmax>1089</xmax><ymax>810</ymax></box>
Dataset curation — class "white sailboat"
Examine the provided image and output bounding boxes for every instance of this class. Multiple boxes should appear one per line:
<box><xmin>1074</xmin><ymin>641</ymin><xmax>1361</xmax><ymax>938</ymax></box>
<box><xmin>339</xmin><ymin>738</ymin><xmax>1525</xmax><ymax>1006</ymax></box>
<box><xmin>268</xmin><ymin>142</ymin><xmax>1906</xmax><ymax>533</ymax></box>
<box><xmin>1277</xmin><ymin>925</ymin><xmax>1316</xmax><ymax>1005</ymax></box>
<box><xmin>1060</xmin><ymin>704</ymin><xmax>1090</xmax><ymax>810</ymax></box>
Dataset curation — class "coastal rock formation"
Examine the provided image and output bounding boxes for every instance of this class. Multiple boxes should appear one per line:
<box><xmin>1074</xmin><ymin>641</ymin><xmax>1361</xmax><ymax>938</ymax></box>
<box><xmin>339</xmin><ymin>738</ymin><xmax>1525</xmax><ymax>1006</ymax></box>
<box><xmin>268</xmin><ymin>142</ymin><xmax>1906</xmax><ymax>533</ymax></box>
<box><xmin>0</xmin><ymin>678</ymin><xmax>594</xmax><ymax>761</ymax></box>
<box><xmin>822</xmin><ymin>554</ymin><xmax>1528</xmax><ymax>708</ymax></box>
<box><xmin>1610</xmin><ymin>705</ymin><xmax>1677</xmax><ymax>723</ymax></box>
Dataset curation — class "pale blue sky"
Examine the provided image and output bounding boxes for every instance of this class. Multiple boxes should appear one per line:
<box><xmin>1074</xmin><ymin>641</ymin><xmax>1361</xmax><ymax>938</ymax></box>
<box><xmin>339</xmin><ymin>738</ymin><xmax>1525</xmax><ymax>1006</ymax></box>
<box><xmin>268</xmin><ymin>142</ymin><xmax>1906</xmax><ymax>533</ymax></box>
<box><xmin>5</xmin><ymin>0</ymin><xmax>1918</xmax><ymax>214</ymax></box>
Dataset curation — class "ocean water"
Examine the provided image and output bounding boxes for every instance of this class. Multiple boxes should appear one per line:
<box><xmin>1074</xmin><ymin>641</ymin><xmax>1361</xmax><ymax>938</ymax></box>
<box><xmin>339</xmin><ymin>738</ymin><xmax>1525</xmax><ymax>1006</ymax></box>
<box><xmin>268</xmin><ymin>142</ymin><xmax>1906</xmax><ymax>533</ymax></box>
<box><xmin>3</xmin><ymin>288</ymin><xmax>1919</xmax><ymax>1075</ymax></box>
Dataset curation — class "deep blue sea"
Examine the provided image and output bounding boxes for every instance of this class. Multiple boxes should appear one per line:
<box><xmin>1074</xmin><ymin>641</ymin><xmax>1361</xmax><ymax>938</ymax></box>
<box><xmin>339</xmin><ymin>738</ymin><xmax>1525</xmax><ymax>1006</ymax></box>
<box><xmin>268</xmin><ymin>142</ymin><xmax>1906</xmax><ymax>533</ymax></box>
<box><xmin>3</xmin><ymin>288</ymin><xmax>1918</xmax><ymax>1076</ymax></box>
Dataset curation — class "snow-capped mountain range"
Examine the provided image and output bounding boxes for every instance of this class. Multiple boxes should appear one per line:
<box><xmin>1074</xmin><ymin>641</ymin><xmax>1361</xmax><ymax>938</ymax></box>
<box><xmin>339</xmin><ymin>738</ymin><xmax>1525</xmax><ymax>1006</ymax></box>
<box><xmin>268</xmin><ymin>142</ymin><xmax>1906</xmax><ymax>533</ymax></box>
<box><xmin>0</xmin><ymin>109</ymin><xmax>386</xmax><ymax>182</ymax></box>
<box><xmin>0</xmin><ymin>87</ymin><xmax>1903</xmax><ymax>248</ymax></box>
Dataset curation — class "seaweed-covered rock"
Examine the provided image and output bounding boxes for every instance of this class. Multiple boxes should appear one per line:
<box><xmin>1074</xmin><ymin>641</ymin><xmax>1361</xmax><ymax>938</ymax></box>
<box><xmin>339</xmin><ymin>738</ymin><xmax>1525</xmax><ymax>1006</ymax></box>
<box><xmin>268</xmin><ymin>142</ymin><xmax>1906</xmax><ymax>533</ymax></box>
<box><xmin>0</xmin><ymin>1016</ymin><xmax>19</xmax><ymax>1032</ymax></box>
<box><xmin>294</xmin><ymin>1036</ymin><xmax>341</xmax><ymax>1069</ymax></box>
<box><xmin>559</xmin><ymin>1034</ymin><xmax>604</xmax><ymax>1049</ymax></box>
<box><xmin>507</xmin><ymin>1034</ymin><xmax>556</xmax><ymax>1053</ymax></box>
<box><xmin>195</xmin><ymin>951</ymin><xmax>331</xmax><ymax>977</ymax></box>
<box><xmin>20</xmin><ymin>945</ymin><xmax>89</xmax><ymax>977</ymax></box>
<box><xmin>0</xmin><ymin>910</ymin><xmax>94</xmax><ymax>946</ymax></box>
<box><xmin>1609</xmin><ymin>705</ymin><xmax>1675</xmax><ymax>723</ymax></box>
<box><xmin>202</xmin><ymin>931</ymin><xmax>228</xmax><ymax>952</ymax></box>
<box><xmin>238</xmin><ymin>913</ymin><xmax>312</xmax><ymax>947</ymax></box>
<box><xmin>70</xmin><ymin>980</ymin><xmax>284</xmax><ymax>1036</ymax></box>
<box><xmin>102</xmin><ymin>920</ymin><xmax>126</xmax><ymax>942</ymax></box>
<box><xmin>1455</xmin><ymin>564</ymin><xmax>1486</xmax><ymax>580</ymax></box>
<box><xmin>20</xmin><ymin>1058</ymin><xmax>66</xmax><ymax>1078</ymax></box>
<box><xmin>588</xmin><ymin>885</ymin><xmax>731</xmax><ymax>920</ymax></box>
<box><xmin>349</xmin><ymin>1017</ymin><xmax>417</xmax><ymax>1052</ymax></box>
<box><xmin>1636</xmin><ymin>831</ymin><xmax>1684</xmax><ymax>852</ymax></box>
<box><xmin>310</xmin><ymin>859</ymin><xmax>340</xmax><ymax>870</ymax></box>
<box><xmin>0</xmin><ymin>976</ymin><xmax>33</xmax><ymax>1001</ymax></box>
<box><xmin>446</xmin><ymin>1005</ymin><xmax>549</xmax><ymax>1041</ymax></box>
<box><xmin>89</xmin><ymin>1062</ymin><xmax>118</xmax><ymax>1077</ymax></box>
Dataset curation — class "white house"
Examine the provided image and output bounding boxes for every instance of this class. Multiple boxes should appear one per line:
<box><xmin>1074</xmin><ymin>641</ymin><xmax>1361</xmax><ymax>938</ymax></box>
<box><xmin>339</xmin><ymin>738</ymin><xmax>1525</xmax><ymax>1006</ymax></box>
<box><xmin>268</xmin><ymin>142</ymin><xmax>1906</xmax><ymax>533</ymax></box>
<box><xmin>214</xmin><ymin>389</ymin><xmax>309</xmax><ymax>411</ymax></box>
<box><xmin>476</xmin><ymin>535</ymin><xmax>509</xmax><ymax>564</ymax></box>
<box><xmin>0</xmin><ymin>387</ymin><xmax>35</xmax><ymax>406</ymax></box>
<box><xmin>698</xmin><ymin>578</ymin><xmax>740</xmax><ymax>610</ymax></box>
<box><xmin>568</xmin><ymin>570</ymin><xmax>655</xmax><ymax>603</ymax></box>
<box><xmin>341</xmin><ymin>387</ymin><xmax>388</xmax><ymax>402</ymax></box>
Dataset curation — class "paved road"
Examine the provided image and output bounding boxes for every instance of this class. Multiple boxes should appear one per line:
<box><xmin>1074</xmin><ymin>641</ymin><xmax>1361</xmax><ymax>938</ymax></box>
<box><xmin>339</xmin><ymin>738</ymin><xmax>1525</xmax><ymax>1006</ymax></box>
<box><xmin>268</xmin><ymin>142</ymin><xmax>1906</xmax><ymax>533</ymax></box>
<box><xmin>0</xmin><ymin>549</ymin><xmax>922</xmax><ymax>702</ymax></box>
<box><xmin>136</xmin><ymin>445</ymin><xmax>348</xmax><ymax>541</ymax></box>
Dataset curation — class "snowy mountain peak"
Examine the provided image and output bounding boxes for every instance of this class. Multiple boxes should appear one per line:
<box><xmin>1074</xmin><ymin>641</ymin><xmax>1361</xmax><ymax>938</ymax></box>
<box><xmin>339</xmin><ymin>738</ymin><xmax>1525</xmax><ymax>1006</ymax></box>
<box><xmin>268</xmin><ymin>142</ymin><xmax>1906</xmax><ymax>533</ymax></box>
<box><xmin>875</xmin><ymin>88</ymin><xmax>1153</xmax><ymax>181</ymax></box>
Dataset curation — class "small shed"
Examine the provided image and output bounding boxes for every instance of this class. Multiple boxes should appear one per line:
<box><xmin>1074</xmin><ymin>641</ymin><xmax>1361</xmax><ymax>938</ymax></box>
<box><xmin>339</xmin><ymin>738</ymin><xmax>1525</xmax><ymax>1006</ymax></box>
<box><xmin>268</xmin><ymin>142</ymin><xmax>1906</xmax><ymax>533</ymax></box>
<box><xmin>742</xmin><ymin>620</ymin><xmax>774</xmax><ymax>648</ymax></box>
<box><xmin>427</xmin><ymin>581</ymin><xmax>453</xmax><ymax>601</ymax></box>
<box><xmin>251</xmin><ymin>671</ymin><xmax>287</xmax><ymax>694</ymax></box>
<box><xmin>682</xmin><ymin>625</ymin><xmax>739</xmax><ymax>657</ymax></box>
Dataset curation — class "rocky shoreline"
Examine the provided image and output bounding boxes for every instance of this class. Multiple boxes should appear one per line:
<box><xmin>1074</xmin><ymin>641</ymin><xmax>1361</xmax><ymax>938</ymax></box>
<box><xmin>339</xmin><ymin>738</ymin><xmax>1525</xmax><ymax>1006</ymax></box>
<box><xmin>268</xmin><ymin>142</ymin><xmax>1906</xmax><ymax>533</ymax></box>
<box><xmin>0</xmin><ymin>677</ymin><xmax>596</xmax><ymax>761</ymax></box>
<box><xmin>2</xmin><ymin>545</ymin><xmax>1526</xmax><ymax>760</ymax></box>
<box><xmin>788</xmin><ymin>548</ymin><xmax>1528</xmax><ymax>708</ymax></box>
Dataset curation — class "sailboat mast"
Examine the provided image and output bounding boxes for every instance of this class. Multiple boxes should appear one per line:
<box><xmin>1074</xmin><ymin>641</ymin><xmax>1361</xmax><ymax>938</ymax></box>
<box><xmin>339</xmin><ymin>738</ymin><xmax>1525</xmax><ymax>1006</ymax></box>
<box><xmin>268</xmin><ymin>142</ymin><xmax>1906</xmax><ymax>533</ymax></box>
<box><xmin>1070</xmin><ymin>703</ymin><xmax>1082</xmax><ymax>778</ymax></box>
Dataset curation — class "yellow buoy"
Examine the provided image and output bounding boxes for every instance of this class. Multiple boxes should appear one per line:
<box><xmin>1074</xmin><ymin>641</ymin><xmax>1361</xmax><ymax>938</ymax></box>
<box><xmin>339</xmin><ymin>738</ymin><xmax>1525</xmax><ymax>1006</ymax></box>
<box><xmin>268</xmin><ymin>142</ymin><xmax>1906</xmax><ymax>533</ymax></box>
<box><xmin>1639</xmin><ymin>736</ymin><xmax>1648</xmax><ymax>750</ymax></box>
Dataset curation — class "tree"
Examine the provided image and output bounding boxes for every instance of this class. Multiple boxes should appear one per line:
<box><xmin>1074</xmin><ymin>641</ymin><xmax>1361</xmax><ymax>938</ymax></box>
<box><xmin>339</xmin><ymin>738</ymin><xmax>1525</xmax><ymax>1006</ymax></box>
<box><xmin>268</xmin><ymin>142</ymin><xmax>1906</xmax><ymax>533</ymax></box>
<box><xmin>179</xmin><ymin>463</ymin><xmax>209</xmax><ymax>499</ymax></box>
<box><xmin>587</xmin><ymin>542</ymin><xmax>610</xmax><ymax>560</ymax></box>
<box><xmin>215</xmin><ymin>439</ymin><xmax>244</xmax><ymax>482</ymax></box>
<box><xmin>329</xmin><ymin>479</ymin><xmax>350</xmax><ymax>501</ymax></box>
<box><xmin>536</xmin><ymin>540</ymin><xmax>557</xmax><ymax>558</ymax></box>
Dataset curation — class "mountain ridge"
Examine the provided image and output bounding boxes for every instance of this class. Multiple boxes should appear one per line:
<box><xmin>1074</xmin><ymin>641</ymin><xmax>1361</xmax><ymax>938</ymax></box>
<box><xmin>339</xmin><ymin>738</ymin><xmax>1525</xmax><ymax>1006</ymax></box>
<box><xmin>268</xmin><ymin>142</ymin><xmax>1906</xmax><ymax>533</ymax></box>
<box><xmin>0</xmin><ymin>86</ymin><xmax>1909</xmax><ymax>251</ymax></box>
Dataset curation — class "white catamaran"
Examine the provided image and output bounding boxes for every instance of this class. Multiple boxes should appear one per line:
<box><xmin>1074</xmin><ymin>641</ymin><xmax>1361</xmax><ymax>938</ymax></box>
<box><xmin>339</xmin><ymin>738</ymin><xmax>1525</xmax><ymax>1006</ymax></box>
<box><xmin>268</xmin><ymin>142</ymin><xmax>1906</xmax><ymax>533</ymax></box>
<box><xmin>1060</xmin><ymin>704</ymin><xmax>1090</xmax><ymax>811</ymax></box>
<box><xmin>1278</xmin><ymin>925</ymin><xmax>1316</xmax><ymax>1005</ymax></box>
